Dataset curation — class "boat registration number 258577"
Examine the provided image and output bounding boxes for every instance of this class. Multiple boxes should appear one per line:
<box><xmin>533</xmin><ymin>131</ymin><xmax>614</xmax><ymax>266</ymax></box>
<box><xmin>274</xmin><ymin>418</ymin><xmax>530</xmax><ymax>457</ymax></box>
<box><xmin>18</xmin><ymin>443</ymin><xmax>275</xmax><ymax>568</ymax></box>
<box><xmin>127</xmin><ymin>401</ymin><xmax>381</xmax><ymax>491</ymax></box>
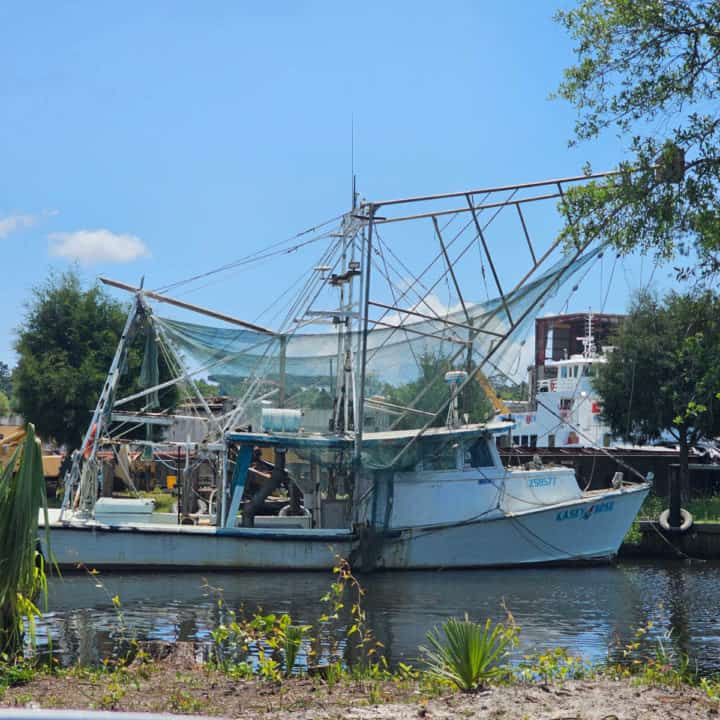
<box><xmin>556</xmin><ymin>501</ymin><xmax>614</xmax><ymax>522</ymax></box>
<box><xmin>527</xmin><ymin>476</ymin><xmax>557</xmax><ymax>488</ymax></box>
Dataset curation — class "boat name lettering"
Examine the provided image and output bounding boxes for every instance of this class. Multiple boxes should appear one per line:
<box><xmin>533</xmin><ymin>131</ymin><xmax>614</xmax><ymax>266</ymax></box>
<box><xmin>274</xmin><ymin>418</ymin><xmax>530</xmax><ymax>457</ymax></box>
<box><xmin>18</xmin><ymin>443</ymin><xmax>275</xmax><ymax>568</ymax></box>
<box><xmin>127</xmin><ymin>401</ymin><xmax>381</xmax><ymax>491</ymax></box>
<box><xmin>528</xmin><ymin>476</ymin><xmax>556</xmax><ymax>488</ymax></box>
<box><xmin>555</xmin><ymin>501</ymin><xmax>614</xmax><ymax>521</ymax></box>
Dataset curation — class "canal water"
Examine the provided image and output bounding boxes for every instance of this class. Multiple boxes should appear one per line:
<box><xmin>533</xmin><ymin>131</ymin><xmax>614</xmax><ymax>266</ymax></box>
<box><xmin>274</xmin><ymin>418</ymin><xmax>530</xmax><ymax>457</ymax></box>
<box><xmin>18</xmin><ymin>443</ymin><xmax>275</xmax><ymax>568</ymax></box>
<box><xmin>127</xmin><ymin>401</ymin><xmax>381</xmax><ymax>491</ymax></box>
<box><xmin>37</xmin><ymin>559</ymin><xmax>720</xmax><ymax>672</ymax></box>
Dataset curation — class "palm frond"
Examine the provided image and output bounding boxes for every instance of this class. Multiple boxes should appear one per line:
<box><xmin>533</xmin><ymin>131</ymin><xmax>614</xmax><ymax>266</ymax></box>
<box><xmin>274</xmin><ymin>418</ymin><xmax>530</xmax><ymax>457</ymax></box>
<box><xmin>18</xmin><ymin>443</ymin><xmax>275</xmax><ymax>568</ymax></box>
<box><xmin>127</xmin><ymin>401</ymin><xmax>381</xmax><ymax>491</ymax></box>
<box><xmin>420</xmin><ymin>615</ymin><xmax>516</xmax><ymax>691</ymax></box>
<box><xmin>0</xmin><ymin>424</ymin><xmax>50</xmax><ymax>658</ymax></box>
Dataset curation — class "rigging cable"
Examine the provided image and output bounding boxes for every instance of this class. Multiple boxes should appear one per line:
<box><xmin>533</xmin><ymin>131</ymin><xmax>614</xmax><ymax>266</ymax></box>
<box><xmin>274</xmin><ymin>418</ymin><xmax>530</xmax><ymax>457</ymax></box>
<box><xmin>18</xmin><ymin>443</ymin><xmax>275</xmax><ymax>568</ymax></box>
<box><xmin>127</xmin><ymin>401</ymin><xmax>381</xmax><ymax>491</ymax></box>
<box><xmin>154</xmin><ymin>214</ymin><xmax>346</xmax><ymax>295</ymax></box>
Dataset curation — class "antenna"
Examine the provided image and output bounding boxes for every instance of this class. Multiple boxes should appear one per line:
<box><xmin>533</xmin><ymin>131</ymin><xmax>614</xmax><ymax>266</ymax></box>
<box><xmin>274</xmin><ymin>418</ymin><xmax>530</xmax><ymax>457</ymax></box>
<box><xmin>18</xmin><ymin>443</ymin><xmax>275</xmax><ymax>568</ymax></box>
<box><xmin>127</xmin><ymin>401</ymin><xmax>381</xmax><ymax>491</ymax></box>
<box><xmin>351</xmin><ymin>114</ymin><xmax>356</xmax><ymax>209</ymax></box>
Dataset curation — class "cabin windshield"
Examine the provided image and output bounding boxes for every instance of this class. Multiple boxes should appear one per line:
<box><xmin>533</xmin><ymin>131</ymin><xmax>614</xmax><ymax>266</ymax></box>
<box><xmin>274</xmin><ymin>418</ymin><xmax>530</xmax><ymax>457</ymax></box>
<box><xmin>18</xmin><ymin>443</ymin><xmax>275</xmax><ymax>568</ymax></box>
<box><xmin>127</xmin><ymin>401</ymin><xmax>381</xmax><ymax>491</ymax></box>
<box><xmin>463</xmin><ymin>438</ymin><xmax>495</xmax><ymax>468</ymax></box>
<box><xmin>420</xmin><ymin>439</ymin><xmax>458</xmax><ymax>471</ymax></box>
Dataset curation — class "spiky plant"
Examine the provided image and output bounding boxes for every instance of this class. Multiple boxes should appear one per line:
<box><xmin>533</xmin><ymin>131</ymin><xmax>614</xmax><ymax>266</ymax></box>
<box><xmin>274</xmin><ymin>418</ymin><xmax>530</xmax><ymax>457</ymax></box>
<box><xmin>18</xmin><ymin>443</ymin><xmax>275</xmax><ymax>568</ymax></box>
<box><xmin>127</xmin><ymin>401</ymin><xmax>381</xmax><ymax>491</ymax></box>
<box><xmin>420</xmin><ymin>615</ymin><xmax>516</xmax><ymax>692</ymax></box>
<box><xmin>0</xmin><ymin>424</ymin><xmax>50</xmax><ymax>659</ymax></box>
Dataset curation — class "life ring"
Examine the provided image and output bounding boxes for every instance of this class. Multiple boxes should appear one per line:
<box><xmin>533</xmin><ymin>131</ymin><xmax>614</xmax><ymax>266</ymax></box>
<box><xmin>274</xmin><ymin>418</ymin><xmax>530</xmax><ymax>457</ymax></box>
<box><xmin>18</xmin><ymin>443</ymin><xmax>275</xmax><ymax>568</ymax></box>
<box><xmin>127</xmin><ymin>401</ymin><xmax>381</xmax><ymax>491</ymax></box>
<box><xmin>279</xmin><ymin>504</ymin><xmax>311</xmax><ymax>518</ymax></box>
<box><xmin>658</xmin><ymin>508</ymin><xmax>693</xmax><ymax>533</ymax></box>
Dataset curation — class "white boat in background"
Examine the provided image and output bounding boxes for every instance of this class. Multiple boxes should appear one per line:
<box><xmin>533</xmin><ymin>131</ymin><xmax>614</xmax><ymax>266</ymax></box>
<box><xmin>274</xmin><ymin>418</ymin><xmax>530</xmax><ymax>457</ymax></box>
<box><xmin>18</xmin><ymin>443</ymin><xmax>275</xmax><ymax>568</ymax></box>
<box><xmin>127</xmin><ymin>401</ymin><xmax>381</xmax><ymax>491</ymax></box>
<box><xmin>505</xmin><ymin>312</ymin><xmax>619</xmax><ymax>449</ymax></box>
<box><xmin>42</xmin><ymin>170</ymin><xmax>651</xmax><ymax>571</ymax></box>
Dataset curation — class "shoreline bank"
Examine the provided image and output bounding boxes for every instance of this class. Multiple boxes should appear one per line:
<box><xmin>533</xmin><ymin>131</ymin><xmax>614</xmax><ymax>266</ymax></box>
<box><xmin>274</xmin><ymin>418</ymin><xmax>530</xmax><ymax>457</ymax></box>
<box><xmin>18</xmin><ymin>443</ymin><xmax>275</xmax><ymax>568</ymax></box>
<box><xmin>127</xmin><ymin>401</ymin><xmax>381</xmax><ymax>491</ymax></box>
<box><xmin>1</xmin><ymin>643</ymin><xmax>718</xmax><ymax>719</ymax></box>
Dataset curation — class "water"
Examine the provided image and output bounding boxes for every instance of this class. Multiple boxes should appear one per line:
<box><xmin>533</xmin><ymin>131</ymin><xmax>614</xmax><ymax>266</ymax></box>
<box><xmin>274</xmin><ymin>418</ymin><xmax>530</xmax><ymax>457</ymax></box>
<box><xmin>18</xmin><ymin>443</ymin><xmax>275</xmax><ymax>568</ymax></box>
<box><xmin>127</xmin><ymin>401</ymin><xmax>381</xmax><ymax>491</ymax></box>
<box><xmin>37</xmin><ymin>560</ymin><xmax>720</xmax><ymax>672</ymax></box>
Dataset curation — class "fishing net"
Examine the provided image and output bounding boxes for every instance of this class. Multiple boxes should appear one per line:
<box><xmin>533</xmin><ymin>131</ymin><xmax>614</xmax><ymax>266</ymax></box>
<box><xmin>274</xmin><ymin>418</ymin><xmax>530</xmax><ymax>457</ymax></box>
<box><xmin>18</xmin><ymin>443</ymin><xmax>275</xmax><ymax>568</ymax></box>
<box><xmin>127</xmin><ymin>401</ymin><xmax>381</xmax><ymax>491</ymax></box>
<box><xmin>151</xmin><ymin>245</ymin><xmax>602</xmax><ymax>454</ymax></box>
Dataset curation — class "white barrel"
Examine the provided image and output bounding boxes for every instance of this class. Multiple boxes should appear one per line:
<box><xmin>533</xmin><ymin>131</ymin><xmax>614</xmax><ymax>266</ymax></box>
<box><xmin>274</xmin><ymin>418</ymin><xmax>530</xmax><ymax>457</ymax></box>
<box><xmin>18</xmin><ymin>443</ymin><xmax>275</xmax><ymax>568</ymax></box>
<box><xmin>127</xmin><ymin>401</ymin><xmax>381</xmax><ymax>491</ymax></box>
<box><xmin>261</xmin><ymin>408</ymin><xmax>302</xmax><ymax>433</ymax></box>
<box><xmin>444</xmin><ymin>370</ymin><xmax>467</xmax><ymax>385</ymax></box>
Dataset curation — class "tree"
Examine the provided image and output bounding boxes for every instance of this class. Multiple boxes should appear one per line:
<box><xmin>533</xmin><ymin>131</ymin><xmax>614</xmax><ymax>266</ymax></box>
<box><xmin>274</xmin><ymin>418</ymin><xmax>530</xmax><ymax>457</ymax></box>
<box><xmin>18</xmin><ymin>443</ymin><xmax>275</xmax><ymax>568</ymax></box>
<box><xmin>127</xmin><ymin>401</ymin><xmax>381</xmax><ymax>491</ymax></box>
<box><xmin>556</xmin><ymin>1</ymin><xmax>720</xmax><ymax>280</ymax></box>
<box><xmin>0</xmin><ymin>391</ymin><xmax>10</xmax><ymax>416</ymax></box>
<box><xmin>383</xmin><ymin>352</ymin><xmax>494</xmax><ymax>430</ymax></box>
<box><xmin>13</xmin><ymin>270</ymin><xmax>167</xmax><ymax>449</ymax></box>
<box><xmin>0</xmin><ymin>361</ymin><xmax>11</xmax><ymax>396</ymax></box>
<box><xmin>594</xmin><ymin>291</ymin><xmax>720</xmax><ymax>489</ymax></box>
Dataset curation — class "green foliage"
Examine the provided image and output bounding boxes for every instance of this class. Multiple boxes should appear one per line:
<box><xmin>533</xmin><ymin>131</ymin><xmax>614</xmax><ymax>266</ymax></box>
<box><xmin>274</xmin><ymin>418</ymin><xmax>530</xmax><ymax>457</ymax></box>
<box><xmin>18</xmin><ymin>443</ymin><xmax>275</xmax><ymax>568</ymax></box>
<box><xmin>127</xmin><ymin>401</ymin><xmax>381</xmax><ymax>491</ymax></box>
<box><xmin>420</xmin><ymin>615</ymin><xmax>517</xmax><ymax>692</ymax></box>
<box><xmin>208</xmin><ymin>599</ymin><xmax>309</xmax><ymax>681</ymax></box>
<box><xmin>623</xmin><ymin>519</ymin><xmax>642</xmax><ymax>545</ymax></box>
<box><xmin>0</xmin><ymin>363</ymin><xmax>11</xmax><ymax>401</ymax></box>
<box><xmin>496</xmin><ymin>380</ymin><xmax>529</xmax><ymax>402</ymax></box>
<box><xmin>292</xmin><ymin>387</ymin><xmax>333</xmax><ymax>410</ymax></box>
<box><xmin>13</xmin><ymin>270</ymin><xmax>177</xmax><ymax>449</ymax></box>
<box><xmin>0</xmin><ymin>424</ymin><xmax>49</xmax><ymax>659</ymax></box>
<box><xmin>594</xmin><ymin>291</ymin><xmax>720</xmax><ymax>455</ymax></box>
<box><xmin>0</xmin><ymin>391</ymin><xmax>10</xmax><ymax>416</ymax></box>
<box><xmin>320</xmin><ymin>557</ymin><xmax>388</xmax><ymax>675</ymax></box>
<box><xmin>636</xmin><ymin>492</ymin><xmax>720</xmax><ymax>524</ymax></box>
<box><xmin>195</xmin><ymin>379</ymin><xmax>220</xmax><ymax>398</ymax></box>
<box><xmin>556</xmin><ymin>0</ymin><xmax>720</xmax><ymax>280</ymax></box>
<box><xmin>13</xmin><ymin>271</ymin><xmax>137</xmax><ymax>448</ymax></box>
<box><xmin>383</xmin><ymin>352</ymin><xmax>494</xmax><ymax>430</ymax></box>
<box><xmin>517</xmin><ymin>647</ymin><xmax>591</xmax><ymax>683</ymax></box>
<box><xmin>282</xmin><ymin>624</ymin><xmax>310</xmax><ymax>677</ymax></box>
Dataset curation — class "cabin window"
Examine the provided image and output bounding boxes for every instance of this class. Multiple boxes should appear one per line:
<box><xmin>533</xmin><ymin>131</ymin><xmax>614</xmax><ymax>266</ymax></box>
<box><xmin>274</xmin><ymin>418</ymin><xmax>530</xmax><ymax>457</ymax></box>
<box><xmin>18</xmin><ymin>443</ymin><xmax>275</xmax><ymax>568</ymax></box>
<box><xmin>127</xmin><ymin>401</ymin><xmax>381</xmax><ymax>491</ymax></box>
<box><xmin>464</xmin><ymin>439</ymin><xmax>494</xmax><ymax>468</ymax></box>
<box><xmin>548</xmin><ymin>434</ymin><xmax>556</xmax><ymax>448</ymax></box>
<box><xmin>521</xmin><ymin>434</ymin><xmax>529</xmax><ymax>446</ymax></box>
<box><xmin>512</xmin><ymin>435</ymin><xmax>520</xmax><ymax>445</ymax></box>
<box><xmin>582</xmin><ymin>364</ymin><xmax>591</xmax><ymax>376</ymax></box>
<box><xmin>421</xmin><ymin>440</ymin><xmax>457</xmax><ymax>471</ymax></box>
<box><xmin>560</xmin><ymin>398</ymin><xmax>573</xmax><ymax>410</ymax></box>
<box><xmin>530</xmin><ymin>434</ymin><xmax>538</xmax><ymax>448</ymax></box>
<box><xmin>560</xmin><ymin>367</ymin><xmax>568</xmax><ymax>379</ymax></box>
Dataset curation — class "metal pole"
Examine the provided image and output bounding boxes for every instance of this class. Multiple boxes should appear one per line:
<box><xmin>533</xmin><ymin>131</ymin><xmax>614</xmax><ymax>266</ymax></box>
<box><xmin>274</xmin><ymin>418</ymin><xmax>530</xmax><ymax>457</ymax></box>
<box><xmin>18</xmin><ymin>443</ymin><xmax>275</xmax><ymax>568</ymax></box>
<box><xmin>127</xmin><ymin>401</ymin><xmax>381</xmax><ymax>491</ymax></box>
<box><xmin>278</xmin><ymin>334</ymin><xmax>287</xmax><ymax>406</ymax></box>
<box><xmin>668</xmin><ymin>464</ymin><xmax>682</xmax><ymax>529</ymax></box>
<box><xmin>362</xmin><ymin>168</ymin><xmax>621</xmax><ymax>209</ymax></box>
<box><xmin>356</xmin><ymin>191</ymin><xmax>563</xmax><ymax>225</ymax></box>
<box><xmin>465</xmin><ymin>195</ymin><xmax>513</xmax><ymax>326</ymax></box>
<box><xmin>354</xmin><ymin>205</ymin><xmax>375</xmax><ymax>465</ymax></box>
<box><xmin>432</xmin><ymin>216</ymin><xmax>471</xmax><ymax>325</ymax></box>
<box><xmin>61</xmin><ymin>295</ymin><xmax>141</xmax><ymax>518</ymax></box>
<box><xmin>367</xmin><ymin>300</ymin><xmax>503</xmax><ymax>337</ymax></box>
<box><xmin>99</xmin><ymin>276</ymin><xmax>276</xmax><ymax>335</ymax></box>
<box><xmin>516</xmin><ymin>204</ymin><xmax>536</xmax><ymax>264</ymax></box>
<box><xmin>219</xmin><ymin>448</ymin><xmax>227</xmax><ymax>527</ymax></box>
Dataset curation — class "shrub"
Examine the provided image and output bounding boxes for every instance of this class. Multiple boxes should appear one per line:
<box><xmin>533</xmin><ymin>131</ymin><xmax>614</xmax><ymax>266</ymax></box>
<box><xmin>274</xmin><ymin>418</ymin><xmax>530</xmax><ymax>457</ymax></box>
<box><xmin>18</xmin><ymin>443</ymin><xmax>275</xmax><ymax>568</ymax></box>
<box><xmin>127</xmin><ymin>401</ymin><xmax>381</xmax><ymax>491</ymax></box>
<box><xmin>420</xmin><ymin>615</ymin><xmax>516</xmax><ymax>692</ymax></box>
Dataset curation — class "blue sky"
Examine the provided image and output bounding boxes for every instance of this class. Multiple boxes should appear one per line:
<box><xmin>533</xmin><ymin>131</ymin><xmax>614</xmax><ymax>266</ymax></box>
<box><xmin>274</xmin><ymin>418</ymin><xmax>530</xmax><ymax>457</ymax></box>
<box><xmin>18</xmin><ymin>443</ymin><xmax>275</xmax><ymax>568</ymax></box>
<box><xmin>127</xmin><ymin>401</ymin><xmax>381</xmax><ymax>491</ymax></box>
<box><xmin>0</xmin><ymin>1</ymin><xmax>680</xmax><ymax>366</ymax></box>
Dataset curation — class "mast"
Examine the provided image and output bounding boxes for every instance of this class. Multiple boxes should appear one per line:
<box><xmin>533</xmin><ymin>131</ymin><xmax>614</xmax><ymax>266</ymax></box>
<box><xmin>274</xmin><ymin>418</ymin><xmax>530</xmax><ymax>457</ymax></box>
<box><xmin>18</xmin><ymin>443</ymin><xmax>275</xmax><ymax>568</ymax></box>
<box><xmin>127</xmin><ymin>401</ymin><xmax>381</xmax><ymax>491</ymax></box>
<box><xmin>61</xmin><ymin>294</ymin><xmax>142</xmax><ymax>519</ymax></box>
<box><xmin>354</xmin><ymin>204</ymin><xmax>375</xmax><ymax>466</ymax></box>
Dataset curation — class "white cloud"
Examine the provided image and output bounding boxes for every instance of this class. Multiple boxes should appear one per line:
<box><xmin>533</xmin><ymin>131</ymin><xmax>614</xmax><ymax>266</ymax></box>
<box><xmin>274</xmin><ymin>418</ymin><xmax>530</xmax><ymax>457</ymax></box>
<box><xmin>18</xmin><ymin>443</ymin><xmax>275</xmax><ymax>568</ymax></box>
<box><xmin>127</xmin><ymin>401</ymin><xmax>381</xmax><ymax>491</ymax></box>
<box><xmin>48</xmin><ymin>229</ymin><xmax>150</xmax><ymax>264</ymax></box>
<box><xmin>0</xmin><ymin>213</ymin><xmax>38</xmax><ymax>238</ymax></box>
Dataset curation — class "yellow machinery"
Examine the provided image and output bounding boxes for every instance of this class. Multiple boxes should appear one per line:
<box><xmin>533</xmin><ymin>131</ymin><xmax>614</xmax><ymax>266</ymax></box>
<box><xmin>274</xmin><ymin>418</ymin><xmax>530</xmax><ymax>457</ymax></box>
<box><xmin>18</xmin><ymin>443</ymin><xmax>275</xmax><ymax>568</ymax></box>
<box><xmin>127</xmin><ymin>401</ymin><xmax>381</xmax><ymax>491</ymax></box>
<box><xmin>0</xmin><ymin>425</ymin><xmax>63</xmax><ymax>478</ymax></box>
<box><xmin>475</xmin><ymin>371</ymin><xmax>511</xmax><ymax>416</ymax></box>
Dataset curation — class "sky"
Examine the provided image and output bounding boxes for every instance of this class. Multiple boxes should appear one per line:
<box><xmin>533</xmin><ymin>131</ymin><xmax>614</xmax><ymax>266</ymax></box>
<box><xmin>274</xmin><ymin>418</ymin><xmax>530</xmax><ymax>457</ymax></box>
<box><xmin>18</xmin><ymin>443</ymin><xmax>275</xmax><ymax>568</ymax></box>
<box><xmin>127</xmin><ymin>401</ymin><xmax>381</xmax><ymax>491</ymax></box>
<box><xmin>0</xmin><ymin>1</ymin><xmax>682</xmax><ymax>367</ymax></box>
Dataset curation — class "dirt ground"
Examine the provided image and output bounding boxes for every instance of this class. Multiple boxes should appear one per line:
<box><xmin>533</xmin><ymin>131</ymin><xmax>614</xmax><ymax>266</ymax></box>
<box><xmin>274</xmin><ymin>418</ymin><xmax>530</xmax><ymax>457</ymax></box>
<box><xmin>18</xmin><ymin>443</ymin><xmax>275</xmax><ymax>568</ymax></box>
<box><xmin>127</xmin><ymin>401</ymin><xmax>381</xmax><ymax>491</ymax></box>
<box><xmin>1</xmin><ymin>643</ymin><xmax>716</xmax><ymax>719</ymax></box>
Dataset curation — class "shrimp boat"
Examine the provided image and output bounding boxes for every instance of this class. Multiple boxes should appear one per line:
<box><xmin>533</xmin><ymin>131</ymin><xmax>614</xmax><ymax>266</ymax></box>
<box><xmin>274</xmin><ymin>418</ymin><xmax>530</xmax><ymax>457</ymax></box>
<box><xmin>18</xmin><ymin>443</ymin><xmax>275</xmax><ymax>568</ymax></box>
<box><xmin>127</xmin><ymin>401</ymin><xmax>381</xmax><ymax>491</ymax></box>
<box><xmin>43</xmin><ymin>171</ymin><xmax>650</xmax><ymax>570</ymax></box>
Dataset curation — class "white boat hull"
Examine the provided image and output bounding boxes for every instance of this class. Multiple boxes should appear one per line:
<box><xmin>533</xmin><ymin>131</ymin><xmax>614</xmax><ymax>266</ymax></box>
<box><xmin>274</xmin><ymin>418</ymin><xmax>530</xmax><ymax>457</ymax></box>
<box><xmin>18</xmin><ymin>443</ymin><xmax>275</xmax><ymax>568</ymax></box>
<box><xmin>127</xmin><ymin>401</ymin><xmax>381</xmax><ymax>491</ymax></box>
<box><xmin>374</xmin><ymin>484</ymin><xmax>649</xmax><ymax>569</ymax></box>
<box><xmin>41</xmin><ymin>484</ymin><xmax>648</xmax><ymax>571</ymax></box>
<box><xmin>41</xmin><ymin>514</ymin><xmax>354</xmax><ymax>571</ymax></box>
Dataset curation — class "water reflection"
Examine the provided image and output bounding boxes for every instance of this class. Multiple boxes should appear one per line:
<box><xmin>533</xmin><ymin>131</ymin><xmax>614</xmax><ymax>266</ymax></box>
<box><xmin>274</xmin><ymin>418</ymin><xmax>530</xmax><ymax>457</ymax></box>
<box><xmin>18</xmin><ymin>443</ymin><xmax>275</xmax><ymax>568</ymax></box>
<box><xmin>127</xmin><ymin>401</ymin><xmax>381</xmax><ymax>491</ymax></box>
<box><xmin>38</xmin><ymin>560</ymin><xmax>720</xmax><ymax>672</ymax></box>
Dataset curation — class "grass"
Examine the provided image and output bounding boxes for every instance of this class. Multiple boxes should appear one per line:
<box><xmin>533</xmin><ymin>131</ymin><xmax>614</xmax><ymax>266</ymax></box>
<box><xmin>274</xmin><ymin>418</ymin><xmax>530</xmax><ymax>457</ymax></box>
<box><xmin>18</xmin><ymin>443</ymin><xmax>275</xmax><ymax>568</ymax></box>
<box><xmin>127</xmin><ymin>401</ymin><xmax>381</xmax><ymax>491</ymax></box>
<box><xmin>637</xmin><ymin>493</ymin><xmax>720</xmax><ymax>523</ymax></box>
<box><xmin>115</xmin><ymin>489</ymin><xmax>175</xmax><ymax>513</ymax></box>
<box><xmin>625</xmin><ymin>492</ymin><xmax>720</xmax><ymax>544</ymax></box>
